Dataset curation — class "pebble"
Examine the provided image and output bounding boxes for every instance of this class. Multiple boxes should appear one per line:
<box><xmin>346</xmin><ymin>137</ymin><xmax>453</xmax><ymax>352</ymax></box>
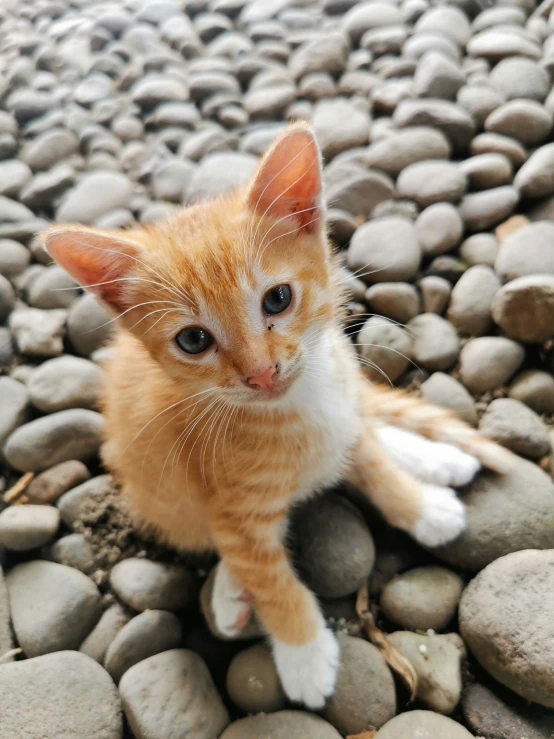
<box><xmin>397</xmin><ymin>160</ymin><xmax>466</xmax><ymax>208</ymax></box>
<box><xmin>459</xmin><ymin>153</ymin><xmax>513</xmax><ymax>190</ymax></box>
<box><xmin>7</xmin><ymin>560</ymin><xmax>102</xmax><ymax>657</ymax></box>
<box><xmin>365</xmin><ymin>283</ymin><xmax>420</xmax><ymax>325</ymax></box>
<box><xmin>485</xmin><ymin>99</ymin><xmax>553</xmax><ymax>146</ymax></box>
<box><xmin>469</xmin><ymin>132</ymin><xmax>528</xmax><ymax>167</ymax></box>
<box><xmin>47</xmin><ymin>533</ymin><xmax>95</xmax><ymax>574</ymax></box>
<box><xmin>0</xmin><ymin>239</ymin><xmax>30</xmax><ymax>277</ymax></box>
<box><xmin>388</xmin><ymin>632</ymin><xmax>465</xmax><ymax>714</ymax></box>
<box><xmin>492</xmin><ymin>275</ymin><xmax>554</xmax><ymax>343</ymax></box>
<box><xmin>419</xmin><ymin>275</ymin><xmax>451</xmax><ymax>314</ymax></box>
<box><xmin>29</xmin><ymin>355</ymin><xmax>103</xmax><ymax>413</ymax></box>
<box><xmin>244</xmin><ymin>83</ymin><xmax>296</xmax><ymax>118</ymax></box>
<box><xmin>415</xmin><ymin>5</ymin><xmax>470</xmax><ymax>46</ymax></box>
<box><xmin>57</xmin><ymin>171</ymin><xmax>134</xmax><ymax>224</ymax></box>
<box><xmin>292</xmin><ymin>492</ymin><xmax>375</xmax><ymax>598</ymax></box>
<box><xmin>313</xmin><ymin>97</ymin><xmax>370</xmax><ymax>159</ymax></box>
<box><xmin>28</xmin><ymin>264</ymin><xmax>79</xmax><ymax>310</ymax></box>
<box><xmin>413</xmin><ymin>51</ymin><xmax>465</xmax><ymax>100</ymax></box>
<box><xmin>342</xmin><ymin>2</ymin><xmax>403</xmax><ymax>44</ymax></box>
<box><xmin>408</xmin><ymin>314</ymin><xmax>460</xmax><ymax>371</ymax></box>
<box><xmin>0</xmin><ymin>376</ymin><xmax>30</xmax><ymax>451</ymax></box>
<box><xmin>457</xmin><ymin>84</ymin><xmax>506</xmax><ymax>128</ymax></box>
<box><xmin>514</xmin><ymin>142</ymin><xmax>554</xmax><ymax>199</ymax></box>
<box><xmin>67</xmin><ymin>293</ymin><xmax>113</xmax><ymax>356</ymax></box>
<box><xmin>4</xmin><ymin>409</ymin><xmax>104</xmax><ymax>473</ymax></box>
<box><xmin>381</xmin><ymin>566</ymin><xmax>464</xmax><ymax>631</ymax></box>
<box><xmin>80</xmin><ymin>603</ymin><xmax>131</xmax><ymax>664</ymax></box>
<box><xmin>496</xmin><ymin>222</ymin><xmax>554</xmax><ymax>282</ymax></box>
<box><xmin>0</xmin><ymin>505</ymin><xmax>60</xmax><ymax>551</ymax></box>
<box><xmin>110</xmin><ymin>557</ymin><xmax>197</xmax><ymax>612</ymax></box>
<box><xmin>467</xmin><ymin>29</ymin><xmax>542</xmax><ymax>62</ymax></box>
<box><xmin>120</xmin><ymin>649</ymin><xmax>230</xmax><ymax>739</ymax></box>
<box><xmin>489</xmin><ymin>56</ymin><xmax>549</xmax><ymax>102</ymax></box>
<box><xmin>415</xmin><ymin>203</ymin><xmax>463</xmax><ymax>256</ymax></box>
<box><xmin>460</xmin><ymin>549</ymin><xmax>554</xmax><ymax>708</ymax></box>
<box><xmin>226</xmin><ymin>643</ymin><xmax>286</xmax><ymax>713</ymax></box>
<box><xmin>420</xmin><ymin>372</ymin><xmax>477</xmax><ymax>426</ymax></box>
<box><xmin>185</xmin><ymin>151</ymin><xmax>257</xmax><ymax>201</ymax></box>
<box><xmin>459</xmin><ymin>233</ymin><xmax>499</xmax><ymax>267</ymax></box>
<box><xmin>0</xmin><ymin>160</ymin><xmax>32</xmax><ymax>197</ymax></box>
<box><xmin>479</xmin><ymin>398</ymin><xmax>550</xmax><ymax>459</ymax></box>
<box><xmin>459</xmin><ymin>186</ymin><xmax>519</xmax><ymax>232</ymax></box>
<box><xmin>0</xmin><ymin>651</ymin><xmax>122</xmax><ymax>739</ymax></box>
<box><xmin>26</xmin><ymin>460</ymin><xmax>91</xmax><ymax>505</ymax></box>
<box><xmin>447</xmin><ymin>265</ymin><xmax>500</xmax><ymax>336</ymax></box>
<box><xmin>21</xmin><ymin>129</ymin><xmax>79</xmax><ymax>171</ymax></box>
<box><xmin>323</xmin><ymin>635</ymin><xmax>396</xmax><ymax>735</ymax></box>
<box><xmin>459</xmin><ymin>336</ymin><xmax>525</xmax><ymax>394</ymax></box>
<box><xmin>365</xmin><ymin>127</ymin><xmax>451</xmax><ymax>176</ymax></box>
<box><xmin>437</xmin><ymin>457</ymin><xmax>554</xmax><ymax>571</ymax></box>
<box><xmin>347</xmin><ymin>216</ymin><xmax>421</xmax><ymax>283</ymax></box>
<box><xmin>289</xmin><ymin>32</ymin><xmax>349</xmax><ymax>80</ymax></box>
<box><xmin>326</xmin><ymin>167</ymin><xmax>394</xmax><ymax>219</ymax></box>
<box><xmin>356</xmin><ymin>316</ymin><xmax>414</xmax><ymax>383</ymax></box>
<box><xmin>509</xmin><ymin>370</ymin><xmax>554</xmax><ymax>415</ymax></box>
<box><xmin>393</xmin><ymin>98</ymin><xmax>475</xmax><ymax>153</ymax></box>
<box><xmin>221</xmin><ymin>711</ymin><xmax>342</xmax><ymax>739</ymax></box>
<box><xmin>375</xmin><ymin>710</ymin><xmax>474</xmax><ymax>738</ymax></box>
<box><xmin>9</xmin><ymin>307</ymin><xmax>67</xmax><ymax>357</ymax></box>
<box><xmin>105</xmin><ymin>609</ymin><xmax>183</xmax><ymax>684</ymax></box>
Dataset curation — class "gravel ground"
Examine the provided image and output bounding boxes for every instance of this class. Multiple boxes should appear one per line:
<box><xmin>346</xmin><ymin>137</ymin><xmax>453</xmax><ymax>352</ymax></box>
<box><xmin>1</xmin><ymin>0</ymin><xmax>554</xmax><ymax>737</ymax></box>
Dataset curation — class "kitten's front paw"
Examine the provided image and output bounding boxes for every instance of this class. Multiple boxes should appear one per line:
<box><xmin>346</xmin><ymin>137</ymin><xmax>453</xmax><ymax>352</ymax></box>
<box><xmin>211</xmin><ymin>560</ymin><xmax>251</xmax><ymax>638</ymax></box>
<box><xmin>426</xmin><ymin>442</ymin><xmax>481</xmax><ymax>488</ymax></box>
<box><xmin>272</xmin><ymin>623</ymin><xmax>340</xmax><ymax>709</ymax></box>
<box><xmin>411</xmin><ymin>484</ymin><xmax>467</xmax><ymax>548</ymax></box>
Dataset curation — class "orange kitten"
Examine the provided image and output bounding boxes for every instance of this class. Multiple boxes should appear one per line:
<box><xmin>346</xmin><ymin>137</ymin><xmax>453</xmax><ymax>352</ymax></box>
<box><xmin>43</xmin><ymin>124</ymin><xmax>513</xmax><ymax>708</ymax></box>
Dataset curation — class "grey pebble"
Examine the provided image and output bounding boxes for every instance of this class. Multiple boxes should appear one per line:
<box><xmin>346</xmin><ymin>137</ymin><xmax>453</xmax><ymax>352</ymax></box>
<box><xmin>459</xmin><ymin>153</ymin><xmax>513</xmax><ymax>190</ymax></box>
<box><xmin>347</xmin><ymin>216</ymin><xmax>421</xmax><ymax>283</ymax></box>
<box><xmin>509</xmin><ymin>370</ymin><xmax>554</xmax><ymax>415</ymax></box>
<box><xmin>408</xmin><ymin>313</ymin><xmax>460</xmax><ymax>371</ymax></box>
<box><xmin>0</xmin><ymin>239</ymin><xmax>30</xmax><ymax>277</ymax></box>
<box><xmin>365</xmin><ymin>126</ymin><xmax>451</xmax><ymax>177</ymax></box>
<box><xmin>26</xmin><ymin>460</ymin><xmax>91</xmax><ymax>505</ymax></box>
<box><xmin>0</xmin><ymin>160</ymin><xmax>32</xmax><ymax>197</ymax></box>
<box><xmin>57</xmin><ymin>171</ymin><xmax>134</xmax><ymax>224</ymax></box>
<box><xmin>419</xmin><ymin>275</ymin><xmax>452</xmax><ymax>315</ymax></box>
<box><xmin>459</xmin><ymin>336</ymin><xmax>525</xmax><ymax>394</ymax></box>
<box><xmin>67</xmin><ymin>293</ymin><xmax>113</xmax><ymax>357</ymax></box>
<box><xmin>489</xmin><ymin>56</ymin><xmax>550</xmax><ymax>102</ymax></box>
<box><xmin>357</xmin><ymin>315</ymin><xmax>413</xmax><ymax>383</ymax></box>
<box><xmin>110</xmin><ymin>557</ymin><xmax>197</xmax><ymax>612</ymax></box>
<box><xmin>457</xmin><ymin>84</ymin><xmax>506</xmax><ymax>128</ymax></box>
<box><xmin>376</xmin><ymin>710</ymin><xmax>473</xmax><ymax>737</ymax></box>
<box><xmin>29</xmin><ymin>355</ymin><xmax>103</xmax><ymax>413</ymax></box>
<box><xmin>485</xmin><ymin>99</ymin><xmax>553</xmax><ymax>146</ymax></box>
<box><xmin>492</xmin><ymin>274</ymin><xmax>554</xmax><ymax>343</ymax></box>
<box><xmin>313</xmin><ymin>97</ymin><xmax>370</xmax><ymax>159</ymax></box>
<box><xmin>397</xmin><ymin>160</ymin><xmax>466</xmax><ymax>207</ymax></box>
<box><xmin>9</xmin><ymin>307</ymin><xmax>67</xmax><ymax>357</ymax></box>
<box><xmin>365</xmin><ymin>283</ymin><xmax>420</xmax><ymax>325</ymax></box>
<box><xmin>421</xmin><ymin>372</ymin><xmax>477</xmax><ymax>426</ymax></box>
<box><xmin>459</xmin><ymin>186</ymin><xmax>519</xmax><ymax>232</ymax></box>
<box><xmin>186</xmin><ymin>151</ymin><xmax>257</xmax><ymax>201</ymax></box>
<box><xmin>47</xmin><ymin>533</ymin><xmax>96</xmax><ymax>574</ymax></box>
<box><xmin>479</xmin><ymin>397</ymin><xmax>550</xmax><ymax>459</ymax></box>
<box><xmin>514</xmin><ymin>142</ymin><xmax>554</xmax><ymax>199</ymax></box>
<box><xmin>393</xmin><ymin>98</ymin><xmax>475</xmax><ymax>153</ymax></box>
<box><xmin>447</xmin><ymin>265</ymin><xmax>501</xmax><ymax>336</ymax></box>
<box><xmin>413</xmin><ymin>50</ymin><xmax>464</xmax><ymax>100</ymax></box>
<box><xmin>496</xmin><ymin>222</ymin><xmax>554</xmax><ymax>282</ymax></box>
<box><xmin>469</xmin><ymin>132</ymin><xmax>528</xmax><ymax>167</ymax></box>
<box><xmin>21</xmin><ymin>128</ymin><xmax>79</xmax><ymax>171</ymax></box>
<box><xmin>0</xmin><ymin>376</ymin><xmax>30</xmax><ymax>451</ymax></box>
<box><xmin>226</xmin><ymin>643</ymin><xmax>286</xmax><ymax>714</ymax></box>
<box><xmin>57</xmin><ymin>475</ymin><xmax>113</xmax><ymax>528</ymax></box>
<box><xmin>415</xmin><ymin>203</ymin><xmax>463</xmax><ymax>256</ymax></box>
<box><xmin>459</xmin><ymin>233</ymin><xmax>499</xmax><ymax>267</ymax></box>
<box><xmin>80</xmin><ymin>603</ymin><xmax>131</xmax><ymax>664</ymax></box>
<box><xmin>0</xmin><ymin>505</ymin><xmax>59</xmax><ymax>552</ymax></box>
<box><xmin>28</xmin><ymin>265</ymin><xmax>79</xmax><ymax>310</ymax></box>
<box><xmin>221</xmin><ymin>711</ymin><xmax>341</xmax><ymax>739</ymax></box>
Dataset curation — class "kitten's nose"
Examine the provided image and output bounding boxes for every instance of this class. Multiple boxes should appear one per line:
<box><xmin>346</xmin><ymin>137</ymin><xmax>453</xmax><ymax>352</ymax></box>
<box><xmin>247</xmin><ymin>365</ymin><xmax>277</xmax><ymax>389</ymax></box>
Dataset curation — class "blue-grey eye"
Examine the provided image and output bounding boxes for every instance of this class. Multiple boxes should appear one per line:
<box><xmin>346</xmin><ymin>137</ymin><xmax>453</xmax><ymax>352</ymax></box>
<box><xmin>175</xmin><ymin>327</ymin><xmax>214</xmax><ymax>355</ymax></box>
<box><xmin>262</xmin><ymin>284</ymin><xmax>292</xmax><ymax>316</ymax></box>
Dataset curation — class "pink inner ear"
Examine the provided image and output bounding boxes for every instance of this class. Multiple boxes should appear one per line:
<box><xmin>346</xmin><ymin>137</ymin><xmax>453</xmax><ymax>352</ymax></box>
<box><xmin>247</xmin><ymin>128</ymin><xmax>322</xmax><ymax>231</ymax></box>
<box><xmin>45</xmin><ymin>229</ymin><xmax>139</xmax><ymax>311</ymax></box>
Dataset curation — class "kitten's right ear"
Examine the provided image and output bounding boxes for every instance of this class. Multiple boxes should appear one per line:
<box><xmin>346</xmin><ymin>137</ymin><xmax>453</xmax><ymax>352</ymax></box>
<box><xmin>41</xmin><ymin>226</ymin><xmax>143</xmax><ymax>312</ymax></box>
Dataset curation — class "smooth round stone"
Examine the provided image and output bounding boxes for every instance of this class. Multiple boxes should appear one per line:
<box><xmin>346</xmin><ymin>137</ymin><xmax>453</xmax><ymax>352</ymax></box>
<box><xmin>459</xmin><ymin>186</ymin><xmax>518</xmax><ymax>232</ymax></box>
<box><xmin>485</xmin><ymin>100</ymin><xmax>553</xmax><ymax>146</ymax></box>
<box><xmin>413</xmin><ymin>51</ymin><xmax>465</xmax><ymax>100</ymax></box>
<box><xmin>0</xmin><ymin>239</ymin><xmax>30</xmax><ymax>277</ymax></box>
<box><xmin>29</xmin><ymin>356</ymin><xmax>103</xmax><ymax>413</ymax></box>
<box><xmin>496</xmin><ymin>222</ymin><xmax>554</xmax><ymax>282</ymax></box>
<box><xmin>347</xmin><ymin>217</ymin><xmax>421</xmax><ymax>283</ymax></box>
<box><xmin>489</xmin><ymin>56</ymin><xmax>549</xmax><ymax>102</ymax></box>
<box><xmin>58</xmin><ymin>476</ymin><xmax>115</xmax><ymax>529</ymax></box>
<box><xmin>479</xmin><ymin>398</ymin><xmax>550</xmax><ymax>459</ymax></box>
<box><xmin>7</xmin><ymin>560</ymin><xmax>102</xmax><ymax>657</ymax></box>
<box><xmin>47</xmin><ymin>533</ymin><xmax>95</xmax><ymax>574</ymax></box>
<box><xmin>393</xmin><ymin>98</ymin><xmax>475</xmax><ymax>153</ymax></box>
<box><xmin>67</xmin><ymin>293</ymin><xmax>113</xmax><ymax>357</ymax></box>
<box><xmin>28</xmin><ymin>264</ymin><xmax>79</xmax><ymax>310</ymax></box>
<box><xmin>312</xmin><ymin>98</ymin><xmax>370</xmax><ymax>159</ymax></box>
<box><xmin>323</xmin><ymin>636</ymin><xmax>396</xmax><ymax>735</ymax></box>
<box><xmin>342</xmin><ymin>2</ymin><xmax>403</xmax><ymax>44</ymax></box>
<box><xmin>5</xmin><ymin>410</ymin><xmax>104</xmax><ymax>473</ymax></box>
<box><xmin>292</xmin><ymin>492</ymin><xmax>375</xmax><ymax>598</ymax></box>
<box><xmin>244</xmin><ymin>84</ymin><xmax>296</xmax><ymax>118</ymax></box>
<box><xmin>457</xmin><ymin>84</ymin><xmax>506</xmax><ymax>127</ymax></box>
<box><xmin>472</xmin><ymin>7</ymin><xmax>526</xmax><ymax>33</ymax></box>
<box><xmin>221</xmin><ymin>711</ymin><xmax>341</xmax><ymax>739</ymax></box>
<box><xmin>356</xmin><ymin>316</ymin><xmax>414</xmax><ymax>383</ymax></box>
<box><xmin>57</xmin><ymin>171</ymin><xmax>133</xmax><ymax>225</ymax></box>
<box><xmin>372</xmin><ymin>78</ymin><xmax>415</xmax><ymax>116</ymax></box>
<box><xmin>419</xmin><ymin>276</ymin><xmax>452</xmax><ymax>315</ymax></box>
<box><xmin>299</xmin><ymin>72</ymin><xmax>336</xmax><ymax>100</ymax></box>
<box><xmin>110</xmin><ymin>558</ymin><xmax>197</xmax><ymax>612</ymax></box>
<box><xmin>80</xmin><ymin>603</ymin><xmax>131</xmax><ymax>664</ymax></box>
<box><xmin>0</xmin><ymin>506</ymin><xmax>59</xmax><ymax>551</ymax></box>
<box><xmin>361</xmin><ymin>25</ymin><xmax>408</xmax><ymax>58</ymax></box>
<box><xmin>289</xmin><ymin>32</ymin><xmax>349</xmax><ymax>79</ymax></box>
<box><xmin>388</xmin><ymin>632</ymin><xmax>465</xmax><ymax>715</ymax></box>
<box><xmin>226</xmin><ymin>643</ymin><xmax>286</xmax><ymax>714</ymax></box>
<box><xmin>509</xmin><ymin>370</ymin><xmax>554</xmax><ymax>415</ymax></box>
<box><xmin>375</xmin><ymin>710</ymin><xmax>474</xmax><ymax>738</ymax></box>
<box><xmin>469</xmin><ymin>132</ymin><xmax>528</xmax><ymax>167</ymax></box>
<box><xmin>185</xmin><ymin>151</ymin><xmax>257</xmax><ymax>201</ymax></box>
<box><xmin>120</xmin><ymin>649</ymin><xmax>229</xmax><ymax>739</ymax></box>
<box><xmin>421</xmin><ymin>372</ymin><xmax>477</xmax><ymax>425</ymax></box>
<box><xmin>105</xmin><ymin>610</ymin><xmax>183</xmax><ymax>683</ymax></box>
<box><xmin>365</xmin><ymin>126</ymin><xmax>451</xmax><ymax>177</ymax></box>
<box><xmin>131</xmin><ymin>76</ymin><xmax>189</xmax><ymax>109</ymax></box>
<box><xmin>152</xmin><ymin>160</ymin><xmax>196</xmax><ymax>203</ymax></box>
<box><xmin>467</xmin><ymin>29</ymin><xmax>542</xmax><ymax>62</ymax></box>
<box><xmin>459</xmin><ymin>337</ymin><xmax>525</xmax><ymax>394</ymax></box>
<box><xmin>415</xmin><ymin>5</ymin><xmax>471</xmax><ymax>45</ymax></box>
<box><xmin>21</xmin><ymin>129</ymin><xmax>79</xmax><ymax>171</ymax></box>
<box><xmin>404</xmin><ymin>32</ymin><xmax>461</xmax><ymax>62</ymax></box>
<box><xmin>0</xmin><ymin>651</ymin><xmax>122</xmax><ymax>739</ymax></box>
<box><xmin>459</xmin><ymin>153</ymin><xmax>513</xmax><ymax>190</ymax></box>
<box><xmin>415</xmin><ymin>203</ymin><xmax>463</xmax><ymax>256</ymax></box>
<box><xmin>381</xmin><ymin>566</ymin><xmax>464</xmax><ymax>631</ymax></box>
<box><xmin>26</xmin><ymin>460</ymin><xmax>90</xmax><ymax>505</ymax></box>
<box><xmin>447</xmin><ymin>265</ymin><xmax>500</xmax><ymax>336</ymax></box>
<box><xmin>365</xmin><ymin>283</ymin><xmax>420</xmax><ymax>324</ymax></box>
<box><xmin>425</xmin><ymin>255</ymin><xmax>467</xmax><ymax>284</ymax></box>
<box><xmin>408</xmin><ymin>313</ymin><xmax>460</xmax><ymax>371</ymax></box>
<box><xmin>460</xmin><ymin>550</ymin><xmax>554</xmax><ymax>707</ymax></box>
<box><xmin>0</xmin><ymin>376</ymin><xmax>30</xmax><ymax>449</ymax></box>
<box><xmin>325</xmin><ymin>166</ymin><xmax>394</xmax><ymax>219</ymax></box>
<box><xmin>0</xmin><ymin>160</ymin><xmax>32</xmax><ymax>197</ymax></box>
<box><xmin>328</xmin><ymin>209</ymin><xmax>357</xmax><ymax>247</ymax></box>
<box><xmin>459</xmin><ymin>233</ymin><xmax>499</xmax><ymax>267</ymax></box>
<box><xmin>514</xmin><ymin>142</ymin><xmax>554</xmax><ymax>199</ymax></box>
<box><xmin>397</xmin><ymin>160</ymin><xmax>466</xmax><ymax>207</ymax></box>
<box><xmin>492</xmin><ymin>275</ymin><xmax>554</xmax><ymax>343</ymax></box>
<box><xmin>9</xmin><ymin>307</ymin><xmax>67</xmax><ymax>358</ymax></box>
<box><xmin>436</xmin><ymin>457</ymin><xmax>554</xmax><ymax>571</ymax></box>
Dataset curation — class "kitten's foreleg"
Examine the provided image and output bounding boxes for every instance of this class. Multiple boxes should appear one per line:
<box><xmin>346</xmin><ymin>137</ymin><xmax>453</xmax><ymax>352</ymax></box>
<box><xmin>208</xmin><ymin>505</ymin><xmax>339</xmax><ymax>709</ymax></box>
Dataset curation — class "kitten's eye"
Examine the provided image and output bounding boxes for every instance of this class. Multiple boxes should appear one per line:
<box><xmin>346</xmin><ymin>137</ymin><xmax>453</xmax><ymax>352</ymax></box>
<box><xmin>262</xmin><ymin>284</ymin><xmax>292</xmax><ymax>316</ymax></box>
<box><xmin>175</xmin><ymin>327</ymin><xmax>214</xmax><ymax>355</ymax></box>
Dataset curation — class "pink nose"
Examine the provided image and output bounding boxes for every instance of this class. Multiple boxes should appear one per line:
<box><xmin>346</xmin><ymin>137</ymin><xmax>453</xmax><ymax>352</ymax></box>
<box><xmin>247</xmin><ymin>365</ymin><xmax>276</xmax><ymax>389</ymax></box>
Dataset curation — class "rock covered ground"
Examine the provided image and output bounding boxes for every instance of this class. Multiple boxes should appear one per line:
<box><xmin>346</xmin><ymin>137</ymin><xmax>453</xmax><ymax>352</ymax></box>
<box><xmin>1</xmin><ymin>0</ymin><xmax>554</xmax><ymax>736</ymax></box>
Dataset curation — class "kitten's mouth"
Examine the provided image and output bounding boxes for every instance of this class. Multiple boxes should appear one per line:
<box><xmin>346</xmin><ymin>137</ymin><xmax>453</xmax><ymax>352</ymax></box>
<box><xmin>247</xmin><ymin>372</ymin><xmax>296</xmax><ymax>401</ymax></box>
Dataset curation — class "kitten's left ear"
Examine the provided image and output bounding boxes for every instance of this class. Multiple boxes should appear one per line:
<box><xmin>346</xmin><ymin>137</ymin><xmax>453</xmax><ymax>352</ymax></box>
<box><xmin>246</xmin><ymin>124</ymin><xmax>323</xmax><ymax>233</ymax></box>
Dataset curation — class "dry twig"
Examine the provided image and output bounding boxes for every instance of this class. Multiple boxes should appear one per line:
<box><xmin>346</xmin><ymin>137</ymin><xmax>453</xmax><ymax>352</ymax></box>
<box><xmin>3</xmin><ymin>473</ymin><xmax>34</xmax><ymax>504</ymax></box>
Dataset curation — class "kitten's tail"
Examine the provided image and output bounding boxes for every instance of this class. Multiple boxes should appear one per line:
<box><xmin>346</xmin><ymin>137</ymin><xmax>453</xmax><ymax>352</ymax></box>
<box><xmin>364</xmin><ymin>385</ymin><xmax>516</xmax><ymax>474</ymax></box>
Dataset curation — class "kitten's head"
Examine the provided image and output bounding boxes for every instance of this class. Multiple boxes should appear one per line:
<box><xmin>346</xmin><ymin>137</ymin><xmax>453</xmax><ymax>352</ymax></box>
<box><xmin>43</xmin><ymin>124</ymin><xmax>340</xmax><ymax>405</ymax></box>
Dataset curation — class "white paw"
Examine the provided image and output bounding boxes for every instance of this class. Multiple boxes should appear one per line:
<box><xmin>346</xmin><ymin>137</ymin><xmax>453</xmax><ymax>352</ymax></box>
<box><xmin>272</xmin><ymin>622</ymin><xmax>340</xmax><ymax>709</ymax></box>
<box><xmin>211</xmin><ymin>560</ymin><xmax>251</xmax><ymax>638</ymax></box>
<box><xmin>411</xmin><ymin>484</ymin><xmax>467</xmax><ymax>548</ymax></box>
<box><xmin>377</xmin><ymin>425</ymin><xmax>480</xmax><ymax>488</ymax></box>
